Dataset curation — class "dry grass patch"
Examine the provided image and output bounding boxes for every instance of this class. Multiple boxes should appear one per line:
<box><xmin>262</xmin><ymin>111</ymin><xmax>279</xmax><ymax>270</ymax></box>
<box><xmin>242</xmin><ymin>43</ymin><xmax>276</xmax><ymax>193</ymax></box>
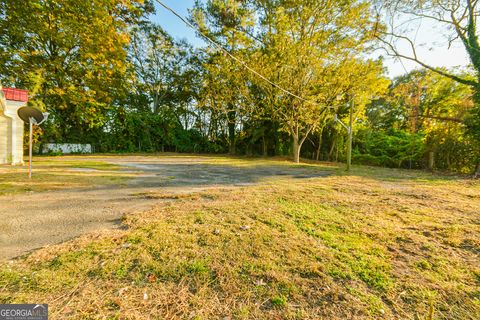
<box><xmin>0</xmin><ymin>164</ymin><xmax>479</xmax><ymax>319</ymax></box>
<box><xmin>0</xmin><ymin>158</ymin><xmax>133</xmax><ymax>195</ymax></box>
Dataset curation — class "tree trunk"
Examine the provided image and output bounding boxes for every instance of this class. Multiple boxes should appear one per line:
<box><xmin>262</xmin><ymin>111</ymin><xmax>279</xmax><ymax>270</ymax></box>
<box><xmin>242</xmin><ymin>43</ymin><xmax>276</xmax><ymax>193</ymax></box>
<box><xmin>474</xmin><ymin>162</ymin><xmax>480</xmax><ymax>179</ymax></box>
<box><xmin>328</xmin><ymin>135</ymin><xmax>336</xmax><ymax>161</ymax></box>
<box><xmin>335</xmin><ymin>136</ymin><xmax>340</xmax><ymax>162</ymax></box>
<box><xmin>262</xmin><ymin>135</ymin><xmax>267</xmax><ymax>157</ymax></box>
<box><xmin>246</xmin><ymin>144</ymin><xmax>252</xmax><ymax>157</ymax></box>
<box><xmin>227</xmin><ymin>110</ymin><xmax>236</xmax><ymax>154</ymax></box>
<box><xmin>428</xmin><ymin>151</ymin><xmax>435</xmax><ymax>171</ymax></box>
<box><xmin>315</xmin><ymin>127</ymin><xmax>324</xmax><ymax>161</ymax></box>
<box><xmin>292</xmin><ymin>134</ymin><xmax>300</xmax><ymax>163</ymax></box>
<box><xmin>292</xmin><ymin>128</ymin><xmax>310</xmax><ymax>163</ymax></box>
<box><xmin>446</xmin><ymin>151</ymin><xmax>451</xmax><ymax>171</ymax></box>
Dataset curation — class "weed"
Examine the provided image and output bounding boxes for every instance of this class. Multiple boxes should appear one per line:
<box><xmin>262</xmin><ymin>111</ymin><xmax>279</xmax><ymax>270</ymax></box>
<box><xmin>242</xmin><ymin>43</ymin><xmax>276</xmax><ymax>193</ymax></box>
<box><xmin>271</xmin><ymin>295</ymin><xmax>287</xmax><ymax>307</ymax></box>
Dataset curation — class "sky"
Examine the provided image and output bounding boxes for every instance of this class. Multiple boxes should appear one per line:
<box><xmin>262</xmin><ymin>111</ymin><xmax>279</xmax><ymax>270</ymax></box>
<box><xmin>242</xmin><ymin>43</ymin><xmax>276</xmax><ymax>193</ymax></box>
<box><xmin>151</xmin><ymin>0</ymin><xmax>471</xmax><ymax>79</ymax></box>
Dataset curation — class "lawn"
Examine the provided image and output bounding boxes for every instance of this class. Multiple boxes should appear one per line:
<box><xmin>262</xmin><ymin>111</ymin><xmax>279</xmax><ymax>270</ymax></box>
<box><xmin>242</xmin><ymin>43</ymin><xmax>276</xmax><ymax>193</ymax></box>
<box><xmin>0</xmin><ymin>156</ymin><xmax>478</xmax><ymax>319</ymax></box>
<box><xmin>0</xmin><ymin>156</ymin><xmax>133</xmax><ymax>195</ymax></box>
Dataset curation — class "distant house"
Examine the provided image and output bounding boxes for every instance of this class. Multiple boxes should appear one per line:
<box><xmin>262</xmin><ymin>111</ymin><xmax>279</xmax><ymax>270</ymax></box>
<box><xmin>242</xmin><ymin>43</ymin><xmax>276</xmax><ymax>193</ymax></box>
<box><xmin>0</xmin><ymin>84</ymin><xmax>29</xmax><ymax>165</ymax></box>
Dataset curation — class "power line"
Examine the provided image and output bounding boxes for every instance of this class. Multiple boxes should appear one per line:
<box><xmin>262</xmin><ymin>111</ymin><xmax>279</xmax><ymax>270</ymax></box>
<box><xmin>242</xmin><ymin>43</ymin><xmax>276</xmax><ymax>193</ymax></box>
<box><xmin>154</xmin><ymin>0</ymin><xmax>331</xmax><ymax>109</ymax></box>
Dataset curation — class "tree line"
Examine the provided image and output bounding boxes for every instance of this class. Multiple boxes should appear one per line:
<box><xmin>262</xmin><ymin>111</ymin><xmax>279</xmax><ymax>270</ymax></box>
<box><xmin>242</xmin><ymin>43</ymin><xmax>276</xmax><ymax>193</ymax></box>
<box><xmin>0</xmin><ymin>0</ymin><xmax>478</xmax><ymax>174</ymax></box>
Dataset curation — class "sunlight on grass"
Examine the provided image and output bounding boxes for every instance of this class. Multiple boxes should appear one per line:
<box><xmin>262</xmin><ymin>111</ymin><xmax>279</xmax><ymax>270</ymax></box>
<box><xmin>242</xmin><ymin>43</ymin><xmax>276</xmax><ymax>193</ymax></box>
<box><xmin>0</xmin><ymin>158</ymin><xmax>132</xmax><ymax>195</ymax></box>
<box><xmin>0</xmin><ymin>155</ymin><xmax>478</xmax><ymax>319</ymax></box>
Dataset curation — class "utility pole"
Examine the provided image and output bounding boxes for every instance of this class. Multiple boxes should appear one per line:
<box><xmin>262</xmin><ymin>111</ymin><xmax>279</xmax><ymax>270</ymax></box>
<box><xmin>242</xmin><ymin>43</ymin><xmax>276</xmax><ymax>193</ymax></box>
<box><xmin>334</xmin><ymin>97</ymin><xmax>354</xmax><ymax>172</ymax></box>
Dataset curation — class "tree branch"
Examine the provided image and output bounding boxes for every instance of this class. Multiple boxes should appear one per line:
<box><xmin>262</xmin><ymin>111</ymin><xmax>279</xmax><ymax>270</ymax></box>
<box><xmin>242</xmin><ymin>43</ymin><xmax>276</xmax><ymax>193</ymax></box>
<box><xmin>376</xmin><ymin>33</ymin><xmax>478</xmax><ymax>87</ymax></box>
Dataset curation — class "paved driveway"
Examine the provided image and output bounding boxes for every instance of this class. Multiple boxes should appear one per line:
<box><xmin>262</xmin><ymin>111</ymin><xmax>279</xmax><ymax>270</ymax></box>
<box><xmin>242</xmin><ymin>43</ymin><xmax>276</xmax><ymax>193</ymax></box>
<box><xmin>0</xmin><ymin>156</ymin><xmax>330</xmax><ymax>260</ymax></box>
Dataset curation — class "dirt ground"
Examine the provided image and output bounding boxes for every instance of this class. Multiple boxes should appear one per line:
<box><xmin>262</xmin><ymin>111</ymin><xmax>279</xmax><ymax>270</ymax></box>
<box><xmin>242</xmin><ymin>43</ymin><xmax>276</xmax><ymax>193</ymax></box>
<box><xmin>0</xmin><ymin>156</ymin><xmax>330</xmax><ymax>260</ymax></box>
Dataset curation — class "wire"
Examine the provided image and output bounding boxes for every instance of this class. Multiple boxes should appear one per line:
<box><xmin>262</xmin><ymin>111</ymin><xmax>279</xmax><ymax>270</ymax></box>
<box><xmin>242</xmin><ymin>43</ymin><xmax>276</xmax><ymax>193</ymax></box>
<box><xmin>154</xmin><ymin>0</ymin><xmax>332</xmax><ymax>109</ymax></box>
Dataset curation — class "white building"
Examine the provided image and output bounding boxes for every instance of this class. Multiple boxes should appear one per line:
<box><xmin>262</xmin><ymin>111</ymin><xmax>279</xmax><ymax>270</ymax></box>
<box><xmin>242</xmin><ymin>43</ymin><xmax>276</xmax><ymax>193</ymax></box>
<box><xmin>0</xmin><ymin>84</ymin><xmax>28</xmax><ymax>165</ymax></box>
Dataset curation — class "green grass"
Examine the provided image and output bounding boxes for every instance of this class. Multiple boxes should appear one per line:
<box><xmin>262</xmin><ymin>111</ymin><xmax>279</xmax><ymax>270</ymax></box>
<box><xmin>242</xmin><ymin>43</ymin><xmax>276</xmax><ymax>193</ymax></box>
<box><xmin>34</xmin><ymin>160</ymin><xmax>122</xmax><ymax>171</ymax></box>
<box><xmin>0</xmin><ymin>155</ymin><xmax>478</xmax><ymax>319</ymax></box>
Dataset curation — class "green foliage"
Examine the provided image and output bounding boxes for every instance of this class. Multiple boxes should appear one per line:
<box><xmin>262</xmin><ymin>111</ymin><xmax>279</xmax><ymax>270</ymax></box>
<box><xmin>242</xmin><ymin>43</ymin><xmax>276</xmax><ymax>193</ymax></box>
<box><xmin>353</xmin><ymin>129</ymin><xmax>425</xmax><ymax>169</ymax></box>
<box><xmin>356</xmin><ymin>69</ymin><xmax>480</xmax><ymax>173</ymax></box>
<box><xmin>1</xmin><ymin>1</ymin><xmax>477</xmax><ymax>174</ymax></box>
<box><xmin>128</xmin><ymin>23</ymin><xmax>197</xmax><ymax>115</ymax></box>
<box><xmin>465</xmin><ymin>103</ymin><xmax>480</xmax><ymax>143</ymax></box>
<box><xmin>193</xmin><ymin>0</ymin><xmax>388</xmax><ymax>162</ymax></box>
<box><xmin>96</xmin><ymin>110</ymin><xmax>224</xmax><ymax>154</ymax></box>
<box><xmin>0</xmin><ymin>0</ymin><xmax>153</xmax><ymax>138</ymax></box>
<box><xmin>270</xmin><ymin>295</ymin><xmax>287</xmax><ymax>307</ymax></box>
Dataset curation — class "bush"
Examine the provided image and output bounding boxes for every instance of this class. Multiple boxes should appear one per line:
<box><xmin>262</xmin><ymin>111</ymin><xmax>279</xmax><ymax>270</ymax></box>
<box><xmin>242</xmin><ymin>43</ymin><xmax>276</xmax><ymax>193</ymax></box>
<box><xmin>353</xmin><ymin>129</ymin><xmax>425</xmax><ymax>169</ymax></box>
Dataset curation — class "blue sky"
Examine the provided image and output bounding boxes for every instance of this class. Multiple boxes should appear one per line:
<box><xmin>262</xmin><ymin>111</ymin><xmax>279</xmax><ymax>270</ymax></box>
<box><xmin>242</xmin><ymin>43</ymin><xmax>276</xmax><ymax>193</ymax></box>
<box><xmin>152</xmin><ymin>1</ymin><xmax>470</xmax><ymax>78</ymax></box>
<box><xmin>151</xmin><ymin>0</ymin><xmax>202</xmax><ymax>46</ymax></box>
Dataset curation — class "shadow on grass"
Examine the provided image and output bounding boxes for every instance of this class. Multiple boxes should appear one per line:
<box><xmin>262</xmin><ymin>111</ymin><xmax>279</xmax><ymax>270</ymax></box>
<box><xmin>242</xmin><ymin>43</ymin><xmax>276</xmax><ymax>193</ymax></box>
<box><xmin>118</xmin><ymin>162</ymin><xmax>335</xmax><ymax>189</ymax></box>
<box><xmin>344</xmin><ymin>165</ymin><xmax>472</xmax><ymax>183</ymax></box>
<box><xmin>2</xmin><ymin>155</ymin><xmax>472</xmax><ymax>197</ymax></box>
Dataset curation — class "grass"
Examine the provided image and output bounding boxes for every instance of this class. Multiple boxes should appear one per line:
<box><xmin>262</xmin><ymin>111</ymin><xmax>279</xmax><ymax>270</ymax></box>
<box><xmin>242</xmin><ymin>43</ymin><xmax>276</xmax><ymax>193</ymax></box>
<box><xmin>0</xmin><ymin>155</ymin><xmax>479</xmax><ymax>319</ymax></box>
<box><xmin>0</xmin><ymin>157</ymin><xmax>133</xmax><ymax>195</ymax></box>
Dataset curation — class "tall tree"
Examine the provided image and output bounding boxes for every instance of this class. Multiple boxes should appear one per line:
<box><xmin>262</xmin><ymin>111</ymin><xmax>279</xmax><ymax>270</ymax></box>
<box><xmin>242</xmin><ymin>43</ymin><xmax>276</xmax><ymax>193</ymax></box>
<box><xmin>192</xmin><ymin>0</ymin><xmax>256</xmax><ymax>154</ymax></box>
<box><xmin>251</xmin><ymin>0</ymin><xmax>387</xmax><ymax>162</ymax></box>
<box><xmin>0</xmin><ymin>0</ymin><xmax>153</xmax><ymax>141</ymax></box>
<box><xmin>376</xmin><ymin>0</ymin><xmax>480</xmax><ymax>175</ymax></box>
<box><xmin>362</xmin><ymin>68</ymin><xmax>478</xmax><ymax>172</ymax></box>
<box><xmin>129</xmin><ymin>23</ymin><xmax>194</xmax><ymax>116</ymax></box>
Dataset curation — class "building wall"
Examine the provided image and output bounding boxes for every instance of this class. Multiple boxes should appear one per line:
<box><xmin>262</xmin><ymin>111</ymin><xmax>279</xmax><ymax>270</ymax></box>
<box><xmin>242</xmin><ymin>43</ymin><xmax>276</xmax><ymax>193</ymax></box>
<box><xmin>12</xmin><ymin>106</ymin><xmax>24</xmax><ymax>164</ymax></box>
<box><xmin>0</xmin><ymin>95</ymin><xmax>8</xmax><ymax>164</ymax></box>
<box><xmin>0</xmin><ymin>99</ymin><xmax>26</xmax><ymax>165</ymax></box>
<box><xmin>0</xmin><ymin>114</ymin><xmax>9</xmax><ymax>164</ymax></box>
<box><xmin>6</xmin><ymin>101</ymin><xmax>25</xmax><ymax>165</ymax></box>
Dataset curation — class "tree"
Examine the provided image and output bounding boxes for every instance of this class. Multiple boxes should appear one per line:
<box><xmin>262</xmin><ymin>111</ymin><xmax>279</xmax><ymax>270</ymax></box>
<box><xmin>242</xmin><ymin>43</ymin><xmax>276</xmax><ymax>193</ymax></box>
<box><xmin>129</xmin><ymin>23</ymin><xmax>195</xmax><ymax>117</ymax></box>
<box><xmin>250</xmin><ymin>0</ymin><xmax>387</xmax><ymax>162</ymax></box>
<box><xmin>192</xmin><ymin>0</ymin><xmax>388</xmax><ymax>162</ymax></box>
<box><xmin>191</xmin><ymin>0</ymin><xmax>255</xmax><ymax>154</ymax></box>
<box><xmin>363</xmin><ymin>68</ymin><xmax>479</xmax><ymax>172</ymax></box>
<box><xmin>0</xmin><ymin>0</ymin><xmax>153</xmax><ymax>141</ymax></box>
<box><xmin>376</xmin><ymin>0</ymin><xmax>480</xmax><ymax>175</ymax></box>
